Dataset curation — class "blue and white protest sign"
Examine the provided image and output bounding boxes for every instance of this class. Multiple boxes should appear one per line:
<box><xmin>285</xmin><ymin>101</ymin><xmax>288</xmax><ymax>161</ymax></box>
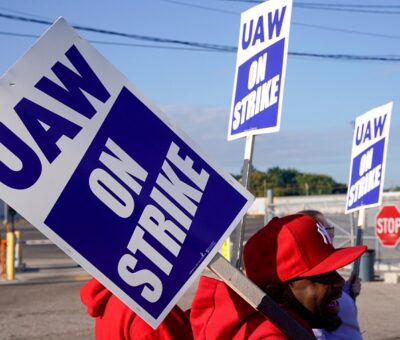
<box><xmin>227</xmin><ymin>0</ymin><xmax>292</xmax><ymax>141</ymax></box>
<box><xmin>345</xmin><ymin>102</ymin><xmax>392</xmax><ymax>213</ymax></box>
<box><xmin>0</xmin><ymin>18</ymin><xmax>254</xmax><ymax>327</ymax></box>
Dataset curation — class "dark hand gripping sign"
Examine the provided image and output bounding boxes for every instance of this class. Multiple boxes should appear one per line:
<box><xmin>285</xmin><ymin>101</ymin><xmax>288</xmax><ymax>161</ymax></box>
<box><xmin>345</xmin><ymin>103</ymin><xmax>392</xmax><ymax>214</ymax></box>
<box><xmin>227</xmin><ymin>0</ymin><xmax>292</xmax><ymax>141</ymax></box>
<box><xmin>0</xmin><ymin>18</ymin><xmax>253</xmax><ymax>327</ymax></box>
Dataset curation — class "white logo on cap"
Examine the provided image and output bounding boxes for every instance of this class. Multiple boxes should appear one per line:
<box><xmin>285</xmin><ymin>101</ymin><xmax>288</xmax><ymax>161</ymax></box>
<box><xmin>316</xmin><ymin>222</ymin><xmax>333</xmax><ymax>245</ymax></box>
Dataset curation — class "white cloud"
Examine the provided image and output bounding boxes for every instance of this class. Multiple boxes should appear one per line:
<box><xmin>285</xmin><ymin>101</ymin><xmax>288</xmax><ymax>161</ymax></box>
<box><xmin>159</xmin><ymin>104</ymin><xmax>398</xmax><ymax>185</ymax></box>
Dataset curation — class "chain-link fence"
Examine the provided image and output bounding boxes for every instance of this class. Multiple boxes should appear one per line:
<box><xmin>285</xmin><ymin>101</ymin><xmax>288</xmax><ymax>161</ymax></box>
<box><xmin>2</xmin><ymin>193</ymin><xmax>400</xmax><ymax>276</ymax></box>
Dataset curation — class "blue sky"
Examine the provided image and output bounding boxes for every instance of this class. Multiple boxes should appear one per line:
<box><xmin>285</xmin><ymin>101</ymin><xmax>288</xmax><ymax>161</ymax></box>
<box><xmin>0</xmin><ymin>0</ymin><xmax>399</xmax><ymax>188</ymax></box>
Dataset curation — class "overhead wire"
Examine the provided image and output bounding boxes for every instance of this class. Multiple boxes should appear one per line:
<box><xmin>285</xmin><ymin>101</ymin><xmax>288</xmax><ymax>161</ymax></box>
<box><xmin>290</xmin><ymin>52</ymin><xmax>400</xmax><ymax>62</ymax></box>
<box><xmin>155</xmin><ymin>0</ymin><xmax>238</xmax><ymax>15</ymax></box>
<box><xmin>0</xmin><ymin>30</ymin><xmax>38</xmax><ymax>39</ymax></box>
<box><xmin>0</xmin><ymin>12</ymin><xmax>233</xmax><ymax>52</ymax></box>
<box><xmin>295</xmin><ymin>4</ymin><xmax>400</xmax><ymax>15</ymax></box>
<box><xmin>0</xmin><ymin>30</ymin><xmax>221</xmax><ymax>52</ymax></box>
<box><xmin>220</xmin><ymin>0</ymin><xmax>400</xmax><ymax>14</ymax></box>
<box><xmin>150</xmin><ymin>1</ymin><xmax>400</xmax><ymax>41</ymax></box>
<box><xmin>0</xmin><ymin>6</ymin><xmax>52</xmax><ymax>20</ymax></box>
<box><xmin>294</xmin><ymin>2</ymin><xmax>400</xmax><ymax>9</ymax></box>
<box><xmin>0</xmin><ymin>11</ymin><xmax>399</xmax><ymax>62</ymax></box>
<box><xmin>292</xmin><ymin>22</ymin><xmax>400</xmax><ymax>41</ymax></box>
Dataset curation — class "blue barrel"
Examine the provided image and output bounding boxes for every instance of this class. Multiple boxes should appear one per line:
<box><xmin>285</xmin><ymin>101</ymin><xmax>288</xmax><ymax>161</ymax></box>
<box><xmin>359</xmin><ymin>249</ymin><xmax>375</xmax><ymax>282</ymax></box>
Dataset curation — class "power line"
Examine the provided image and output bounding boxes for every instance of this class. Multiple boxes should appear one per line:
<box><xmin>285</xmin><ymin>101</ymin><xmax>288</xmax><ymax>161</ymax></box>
<box><xmin>3</xmin><ymin>3</ymin><xmax>398</xmax><ymax>43</ymax></box>
<box><xmin>0</xmin><ymin>12</ymin><xmax>233</xmax><ymax>52</ymax></box>
<box><xmin>0</xmin><ymin>6</ymin><xmax>52</xmax><ymax>20</ymax></box>
<box><xmin>289</xmin><ymin>52</ymin><xmax>400</xmax><ymax>62</ymax></box>
<box><xmin>151</xmin><ymin>0</ymin><xmax>400</xmax><ymax>20</ymax></box>
<box><xmin>219</xmin><ymin>0</ymin><xmax>400</xmax><ymax>14</ymax></box>
<box><xmin>220</xmin><ymin>0</ymin><xmax>400</xmax><ymax>7</ymax></box>
<box><xmin>0</xmin><ymin>30</ymin><xmax>221</xmax><ymax>52</ymax></box>
<box><xmin>0</xmin><ymin>30</ymin><xmax>38</xmax><ymax>39</ymax></box>
<box><xmin>294</xmin><ymin>2</ymin><xmax>400</xmax><ymax>9</ymax></box>
<box><xmin>217</xmin><ymin>0</ymin><xmax>260</xmax><ymax>3</ymax></box>
<box><xmin>292</xmin><ymin>21</ymin><xmax>400</xmax><ymax>41</ymax></box>
<box><xmin>1</xmin><ymin>12</ymin><xmax>400</xmax><ymax>62</ymax></box>
<box><xmin>90</xmin><ymin>40</ymin><xmax>223</xmax><ymax>52</ymax></box>
<box><xmin>295</xmin><ymin>4</ymin><xmax>400</xmax><ymax>15</ymax></box>
<box><xmin>4</xmin><ymin>3</ymin><xmax>399</xmax><ymax>44</ymax></box>
<box><xmin>156</xmin><ymin>0</ymin><xmax>238</xmax><ymax>15</ymax></box>
<box><xmin>161</xmin><ymin>0</ymin><xmax>400</xmax><ymax>14</ymax></box>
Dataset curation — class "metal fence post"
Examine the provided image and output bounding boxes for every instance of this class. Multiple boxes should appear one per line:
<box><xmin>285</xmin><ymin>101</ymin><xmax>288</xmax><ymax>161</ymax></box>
<box><xmin>264</xmin><ymin>189</ymin><xmax>274</xmax><ymax>225</ymax></box>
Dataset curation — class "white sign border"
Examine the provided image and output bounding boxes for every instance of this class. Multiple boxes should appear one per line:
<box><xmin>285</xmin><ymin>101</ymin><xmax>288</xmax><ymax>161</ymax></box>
<box><xmin>227</xmin><ymin>0</ymin><xmax>293</xmax><ymax>141</ymax></box>
<box><xmin>345</xmin><ymin>102</ymin><xmax>393</xmax><ymax>214</ymax></box>
<box><xmin>0</xmin><ymin>17</ymin><xmax>255</xmax><ymax>328</ymax></box>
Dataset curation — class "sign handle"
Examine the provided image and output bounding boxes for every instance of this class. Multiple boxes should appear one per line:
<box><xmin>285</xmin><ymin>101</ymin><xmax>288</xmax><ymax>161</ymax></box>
<box><xmin>351</xmin><ymin>227</ymin><xmax>364</xmax><ymax>277</ymax></box>
<box><xmin>350</xmin><ymin>209</ymin><xmax>365</xmax><ymax>300</ymax></box>
<box><xmin>230</xmin><ymin>135</ymin><xmax>255</xmax><ymax>269</ymax></box>
<box><xmin>208</xmin><ymin>253</ymin><xmax>314</xmax><ymax>340</ymax></box>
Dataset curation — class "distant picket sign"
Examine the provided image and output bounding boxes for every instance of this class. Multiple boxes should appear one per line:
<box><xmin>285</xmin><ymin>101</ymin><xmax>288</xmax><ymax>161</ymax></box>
<box><xmin>227</xmin><ymin>0</ymin><xmax>292</xmax><ymax>141</ymax></box>
<box><xmin>345</xmin><ymin>102</ymin><xmax>392</xmax><ymax>213</ymax></box>
<box><xmin>0</xmin><ymin>18</ymin><xmax>254</xmax><ymax>327</ymax></box>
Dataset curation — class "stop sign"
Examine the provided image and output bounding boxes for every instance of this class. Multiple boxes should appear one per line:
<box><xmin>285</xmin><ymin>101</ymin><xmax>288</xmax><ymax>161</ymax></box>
<box><xmin>376</xmin><ymin>205</ymin><xmax>400</xmax><ymax>247</ymax></box>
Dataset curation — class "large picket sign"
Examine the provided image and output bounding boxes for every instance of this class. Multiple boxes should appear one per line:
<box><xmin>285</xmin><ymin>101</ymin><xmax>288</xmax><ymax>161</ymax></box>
<box><xmin>345</xmin><ymin>102</ymin><xmax>392</xmax><ymax>213</ymax></box>
<box><xmin>0</xmin><ymin>18</ymin><xmax>254</xmax><ymax>327</ymax></box>
<box><xmin>227</xmin><ymin>0</ymin><xmax>292</xmax><ymax>141</ymax></box>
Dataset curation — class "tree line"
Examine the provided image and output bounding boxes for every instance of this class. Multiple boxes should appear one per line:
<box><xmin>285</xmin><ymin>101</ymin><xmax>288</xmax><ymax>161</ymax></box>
<box><xmin>232</xmin><ymin>166</ymin><xmax>348</xmax><ymax>197</ymax></box>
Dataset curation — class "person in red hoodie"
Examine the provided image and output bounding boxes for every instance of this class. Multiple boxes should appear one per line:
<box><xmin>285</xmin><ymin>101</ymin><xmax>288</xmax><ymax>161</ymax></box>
<box><xmin>190</xmin><ymin>214</ymin><xmax>367</xmax><ymax>339</ymax></box>
<box><xmin>80</xmin><ymin>278</ymin><xmax>193</xmax><ymax>340</ymax></box>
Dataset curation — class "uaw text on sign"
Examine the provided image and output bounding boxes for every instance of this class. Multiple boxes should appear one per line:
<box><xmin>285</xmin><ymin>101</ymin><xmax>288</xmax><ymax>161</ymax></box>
<box><xmin>228</xmin><ymin>0</ymin><xmax>292</xmax><ymax>140</ymax></box>
<box><xmin>0</xmin><ymin>18</ymin><xmax>253</xmax><ymax>328</ymax></box>
<box><xmin>346</xmin><ymin>102</ymin><xmax>392</xmax><ymax>213</ymax></box>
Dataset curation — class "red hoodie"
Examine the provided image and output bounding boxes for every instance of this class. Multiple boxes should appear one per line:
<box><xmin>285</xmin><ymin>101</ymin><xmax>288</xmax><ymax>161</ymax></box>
<box><xmin>80</xmin><ymin>278</ymin><xmax>193</xmax><ymax>340</ymax></box>
<box><xmin>190</xmin><ymin>276</ymin><xmax>315</xmax><ymax>340</ymax></box>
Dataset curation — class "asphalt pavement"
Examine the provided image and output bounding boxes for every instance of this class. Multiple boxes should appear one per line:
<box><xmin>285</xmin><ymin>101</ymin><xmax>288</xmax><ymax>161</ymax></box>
<box><xmin>0</xmin><ymin>250</ymin><xmax>399</xmax><ymax>339</ymax></box>
<box><xmin>1</xmin><ymin>219</ymin><xmax>400</xmax><ymax>339</ymax></box>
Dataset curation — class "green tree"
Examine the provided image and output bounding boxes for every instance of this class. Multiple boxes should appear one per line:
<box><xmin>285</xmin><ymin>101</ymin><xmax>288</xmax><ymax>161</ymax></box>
<box><xmin>232</xmin><ymin>166</ymin><xmax>347</xmax><ymax>197</ymax></box>
<box><xmin>296</xmin><ymin>173</ymin><xmax>334</xmax><ymax>195</ymax></box>
<box><xmin>249</xmin><ymin>169</ymin><xmax>268</xmax><ymax>197</ymax></box>
<box><xmin>264</xmin><ymin>167</ymin><xmax>301</xmax><ymax>196</ymax></box>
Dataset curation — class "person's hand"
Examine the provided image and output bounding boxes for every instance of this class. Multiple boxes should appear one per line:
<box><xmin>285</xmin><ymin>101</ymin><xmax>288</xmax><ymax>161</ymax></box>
<box><xmin>347</xmin><ymin>274</ymin><xmax>361</xmax><ymax>297</ymax></box>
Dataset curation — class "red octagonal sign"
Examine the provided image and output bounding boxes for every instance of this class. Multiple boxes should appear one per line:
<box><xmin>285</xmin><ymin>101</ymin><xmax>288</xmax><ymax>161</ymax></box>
<box><xmin>376</xmin><ymin>205</ymin><xmax>400</xmax><ymax>248</ymax></box>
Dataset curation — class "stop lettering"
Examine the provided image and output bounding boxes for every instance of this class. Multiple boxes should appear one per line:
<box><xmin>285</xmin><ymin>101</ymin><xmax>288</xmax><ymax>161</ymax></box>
<box><xmin>376</xmin><ymin>205</ymin><xmax>400</xmax><ymax>248</ymax></box>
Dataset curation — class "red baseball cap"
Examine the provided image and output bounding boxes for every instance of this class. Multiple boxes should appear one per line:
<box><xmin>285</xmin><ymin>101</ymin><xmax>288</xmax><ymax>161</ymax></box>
<box><xmin>243</xmin><ymin>214</ymin><xmax>367</xmax><ymax>288</ymax></box>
